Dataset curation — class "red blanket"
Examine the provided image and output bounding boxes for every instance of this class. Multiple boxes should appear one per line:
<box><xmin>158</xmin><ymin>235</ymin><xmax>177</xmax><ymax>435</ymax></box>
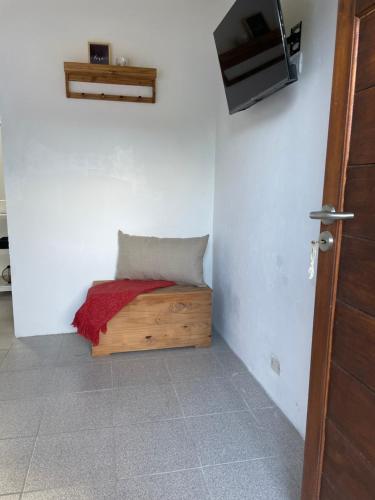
<box><xmin>72</xmin><ymin>279</ymin><xmax>175</xmax><ymax>346</ymax></box>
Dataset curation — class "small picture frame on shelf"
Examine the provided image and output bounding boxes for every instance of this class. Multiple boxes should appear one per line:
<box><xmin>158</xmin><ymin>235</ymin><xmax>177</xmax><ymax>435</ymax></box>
<box><xmin>88</xmin><ymin>42</ymin><xmax>111</xmax><ymax>65</ymax></box>
<box><xmin>243</xmin><ymin>13</ymin><xmax>270</xmax><ymax>38</ymax></box>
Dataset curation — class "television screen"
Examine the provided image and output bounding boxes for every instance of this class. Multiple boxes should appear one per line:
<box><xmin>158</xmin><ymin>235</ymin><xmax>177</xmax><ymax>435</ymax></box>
<box><xmin>214</xmin><ymin>0</ymin><xmax>297</xmax><ymax>114</ymax></box>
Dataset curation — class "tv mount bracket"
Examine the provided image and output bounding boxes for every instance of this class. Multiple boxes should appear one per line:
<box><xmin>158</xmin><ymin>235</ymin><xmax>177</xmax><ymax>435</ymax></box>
<box><xmin>287</xmin><ymin>22</ymin><xmax>302</xmax><ymax>56</ymax></box>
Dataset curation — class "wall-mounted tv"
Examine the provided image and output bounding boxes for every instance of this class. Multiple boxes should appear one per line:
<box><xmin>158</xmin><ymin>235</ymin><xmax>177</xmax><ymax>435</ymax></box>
<box><xmin>214</xmin><ymin>0</ymin><xmax>298</xmax><ymax>114</ymax></box>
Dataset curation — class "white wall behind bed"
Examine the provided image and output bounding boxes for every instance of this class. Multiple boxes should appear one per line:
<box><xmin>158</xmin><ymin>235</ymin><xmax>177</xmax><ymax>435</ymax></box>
<box><xmin>0</xmin><ymin>0</ymin><xmax>219</xmax><ymax>336</ymax></box>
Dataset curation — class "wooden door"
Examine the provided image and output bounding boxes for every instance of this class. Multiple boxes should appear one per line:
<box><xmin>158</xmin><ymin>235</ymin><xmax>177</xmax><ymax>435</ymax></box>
<box><xmin>302</xmin><ymin>0</ymin><xmax>375</xmax><ymax>499</ymax></box>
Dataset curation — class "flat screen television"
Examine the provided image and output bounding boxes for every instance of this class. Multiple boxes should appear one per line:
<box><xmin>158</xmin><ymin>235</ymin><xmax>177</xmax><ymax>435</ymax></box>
<box><xmin>214</xmin><ymin>0</ymin><xmax>298</xmax><ymax>114</ymax></box>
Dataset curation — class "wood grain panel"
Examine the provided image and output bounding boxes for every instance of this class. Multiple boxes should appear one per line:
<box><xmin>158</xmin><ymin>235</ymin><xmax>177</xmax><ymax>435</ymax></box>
<box><xmin>68</xmin><ymin>73</ymin><xmax>154</xmax><ymax>86</ymax></box>
<box><xmin>333</xmin><ymin>301</ymin><xmax>375</xmax><ymax>391</ymax></box>
<box><xmin>93</xmin><ymin>283</ymin><xmax>207</xmax><ymax>296</ymax></box>
<box><xmin>91</xmin><ymin>285</ymin><xmax>212</xmax><ymax>357</ymax></box>
<box><xmin>349</xmin><ymin>86</ymin><xmax>375</xmax><ymax>165</ymax></box>
<box><xmin>303</xmin><ymin>1</ymin><xmax>375</xmax><ymax>498</ymax></box>
<box><xmin>328</xmin><ymin>364</ymin><xmax>375</xmax><ymax>464</ymax></box>
<box><xmin>356</xmin><ymin>0</ymin><xmax>375</xmax><ymax>15</ymax></box>
<box><xmin>93</xmin><ymin>327</ymin><xmax>212</xmax><ymax>356</ymax></box>
<box><xmin>320</xmin><ymin>477</ymin><xmax>338</xmax><ymax>500</ymax></box>
<box><xmin>64</xmin><ymin>62</ymin><xmax>157</xmax><ymax>78</ymax></box>
<box><xmin>108</xmin><ymin>299</ymin><xmax>211</xmax><ymax>326</ymax></box>
<box><xmin>338</xmin><ymin>236</ymin><xmax>375</xmax><ymax>316</ymax></box>
<box><xmin>64</xmin><ymin>62</ymin><xmax>157</xmax><ymax>104</ymax></box>
<box><xmin>356</xmin><ymin>10</ymin><xmax>375</xmax><ymax>90</ymax></box>
<box><xmin>323</xmin><ymin>420</ymin><xmax>375</xmax><ymax>500</ymax></box>
<box><xmin>344</xmin><ymin>166</ymin><xmax>375</xmax><ymax>240</ymax></box>
<box><xmin>301</xmin><ymin>2</ymin><xmax>359</xmax><ymax>497</ymax></box>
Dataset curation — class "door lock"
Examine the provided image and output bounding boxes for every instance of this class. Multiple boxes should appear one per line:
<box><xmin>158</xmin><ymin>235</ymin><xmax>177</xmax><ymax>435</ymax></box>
<box><xmin>312</xmin><ymin>231</ymin><xmax>334</xmax><ymax>252</ymax></box>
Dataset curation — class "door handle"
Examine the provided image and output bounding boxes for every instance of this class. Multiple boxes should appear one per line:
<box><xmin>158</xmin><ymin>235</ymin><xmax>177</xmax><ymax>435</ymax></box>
<box><xmin>309</xmin><ymin>204</ymin><xmax>354</xmax><ymax>225</ymax></box>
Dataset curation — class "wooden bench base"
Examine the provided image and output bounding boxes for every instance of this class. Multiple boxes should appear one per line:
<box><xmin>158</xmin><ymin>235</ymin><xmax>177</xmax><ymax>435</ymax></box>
<box><xmin>91</xmin><ymin>284</ymin><xmax>212</xmax><ymax>357</ymax></box>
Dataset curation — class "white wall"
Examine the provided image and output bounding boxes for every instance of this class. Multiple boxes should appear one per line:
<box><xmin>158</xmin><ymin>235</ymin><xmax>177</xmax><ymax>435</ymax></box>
<box><xmin>0</xmin><ymin>129</ymin><xmax>8</xmax><ymax>235</ymax></box>
<box><xmin>0</xmin><ymin>0</ymin><xmax>219</xmax><ymax>336</ymax></box>
<box><xmin>0</xmin><ymin>131</ymin><xmax>5</xmax><ymax>201</ymax></box>
<box><xmin>0</xmin><ymin>128</ymin><xmax>9</xmax><ymax>274</ymax></box>
<box><xmin>212</xmin><ymin>0</ymin><xmax>338</xmax><ymax>436</ymax></box>
<box><xmin>0</xmin><ymin>127</ymin><xmax>9</xmax><ymax>255</ymax></box>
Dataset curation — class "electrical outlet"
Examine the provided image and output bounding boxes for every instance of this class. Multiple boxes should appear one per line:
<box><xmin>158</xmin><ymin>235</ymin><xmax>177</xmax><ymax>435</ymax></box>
<box><xmin>271</xmin><ymin>356</ymin><xmax>281</xmax><ymax>375</ymax></box>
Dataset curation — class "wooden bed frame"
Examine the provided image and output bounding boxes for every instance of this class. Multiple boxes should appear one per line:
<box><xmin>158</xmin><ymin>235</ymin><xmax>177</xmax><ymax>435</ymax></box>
<box><xmin>91</xmin><ymin>284</ymin><xmax>212</xmax><ymax>357</ymax></box>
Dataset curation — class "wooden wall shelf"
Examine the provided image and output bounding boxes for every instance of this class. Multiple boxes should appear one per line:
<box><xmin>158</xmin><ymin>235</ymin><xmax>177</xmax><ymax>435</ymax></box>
<box><xmin>64</xmin><ymin>62</ymin><xmax>157</xmax><ymax>103</ymax></box>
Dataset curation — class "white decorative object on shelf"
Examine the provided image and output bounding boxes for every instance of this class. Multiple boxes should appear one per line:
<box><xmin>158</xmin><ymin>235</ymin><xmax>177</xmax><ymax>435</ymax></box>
<box><xmin>115</xmin><ymin>56</ymin><xmax>129</xmax><ymax>66</ymax></box>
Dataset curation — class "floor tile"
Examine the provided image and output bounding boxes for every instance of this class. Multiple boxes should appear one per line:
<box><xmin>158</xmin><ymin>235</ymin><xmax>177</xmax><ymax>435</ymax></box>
<box><xmin>0</xmin><ymin>349</ymin><xmax>8</xmax><ymax>363</ymax></box>
<box><xmin>0</xmin><ymin>368</ymin><xmax>55</xmax><ymax>401</ymax></box>
<box><xmin>0</xmin><ymin>344</ymin><xmax>60</xmax><ymax>372</ymax></box>
<box><xmin>24</xmin><ymin>428</ymin><xmax>115</xmax><ymax>492</ymax></box>
<box><xmin>252</xmin><ymin>407</ymin><xmax>304</xmax><ymax>457</ymax></box>
<box><xmin>214</xmin><ymin>350</ymin><xmax>248</xmax><ymax>376</ymax></box>
<box><xmin>161</xmin><ymin>346</ymin><xmax>207</xmax><ymax>358</ymax></box>
<box><xmin>166</xmin><ymin>352</ymin><xmax>224</xmax><ymax>382</ymax></box>
<box><xmin>175</xmin><ymin>377</ymin><xmax>246</xmax><ymax>416</ymax></box>
<box><xmin>118</xmin><ymin>469</ymin><xmax>210</xmax><ymax>499</ymax></box>
<box><xmin>285</xmin><ymin>452</ymin><xmax>304</xmax><ymax>487</ymax></box>
<box><xmin>53</xmin><ymin>362</ymin><xmax>112</xmax><ymax>394</ymax></box>
<box><xmin>113</xmin><ymin>383</ymin><xmax>181</xmax><ymax>426</ymax></box>
<box><xmin>112</xmin><ymin>357</ymin><xmax>170</xmax><ymax>387</ymax></box>
<box><xmin>0</xmin><ymin>294</ymin><xmax>15</xmax><ymax>350</ymax></box>
<box><xmin>0</xmin><ymin>438</ymin><xmax>34</xmax><ymax>495</ymax></box>
<box><xmin>203</xmin><ymin>458</ymin><xmax>300</xmax><ymax>500</ymax></box>
<box><xmin>252</xmin><ymin>408</ymin><xmax>305</xmax><ymax>486</ymax></box>
<box><xmin>12</xmin><ymin>335</ymin><xmax>63</xmax><ymax>350</ymax></box>
<box><xmin>231</xmin><ymin>372</ymin><xmax>274</xmax><ymax>409</ymax></box>
<box><xmin>0</xmin><ymin>349</ymin><xmax>8</xmax><ymax>365</ymax></box>
<box><xmin>0</xmin><ymin>398</ymin><xmax>45</xmax><ymax>439</ymax></box>
<box><xmin>0</xmin><ymin>291</ymin><xmax>304</xmax><ymax>498</ymax></box>
<box><xmin>210</xmin><ymin>331</ymin><xmax>231</xmax><ymax>351</ymax></box>
<box><xmin>39</xmin><ymin>390</ymin><xmax>113</xmax><ymax>435</ymax></box>
<box><xmin>56</xmin><ymin>334</ymin><xmax>95</xmax><ymax>366</ymax></box>
<box><xmin>111</xmin><ymin>348</ymin><xmax>166</xmax><ymax>361</ymax></box>
<box><xmin>0</xmin><ymin>335</ymin><xmax>13</xmax><ymax>350</ymax></box>
<box><xmin>21</xmin><ymin>482</ymin><xmax>116</xmax><ymax>499</ymax></box>
<box><xmin>115</xmin><ymin>419</ymin><xmax>199</xmax><ymax>478</ymax></box>
<box><xmin>186</xmin><ymin>411</ymin><xmax>273</xmax><ymax>466</ymax></box>
<box><xmin>0</xmin><ymin>328</ymin><xmax>15</xmax><ymax>351</ymax></box>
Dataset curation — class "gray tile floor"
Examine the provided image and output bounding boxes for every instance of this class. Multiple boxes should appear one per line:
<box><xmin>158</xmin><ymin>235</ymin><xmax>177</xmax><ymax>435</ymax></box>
<box><xmin>0</xmin><ymin>293</ymin><xmax>304</xmax><ymax>499</ymax></box>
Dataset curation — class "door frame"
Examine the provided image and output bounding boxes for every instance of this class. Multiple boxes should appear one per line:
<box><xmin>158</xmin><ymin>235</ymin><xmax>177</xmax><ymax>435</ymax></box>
<box><xmin>301</xmin><ymin>0</ymin><xmax>362</xmax><ymax>498</ymax></box>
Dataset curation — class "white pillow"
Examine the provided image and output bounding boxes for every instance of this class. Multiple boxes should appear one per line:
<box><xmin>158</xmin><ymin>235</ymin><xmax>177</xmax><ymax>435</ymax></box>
<box><xmin>116</xmin><ymin>231</ymin><xmax>209</xmax><ymax>286</ymax></box>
